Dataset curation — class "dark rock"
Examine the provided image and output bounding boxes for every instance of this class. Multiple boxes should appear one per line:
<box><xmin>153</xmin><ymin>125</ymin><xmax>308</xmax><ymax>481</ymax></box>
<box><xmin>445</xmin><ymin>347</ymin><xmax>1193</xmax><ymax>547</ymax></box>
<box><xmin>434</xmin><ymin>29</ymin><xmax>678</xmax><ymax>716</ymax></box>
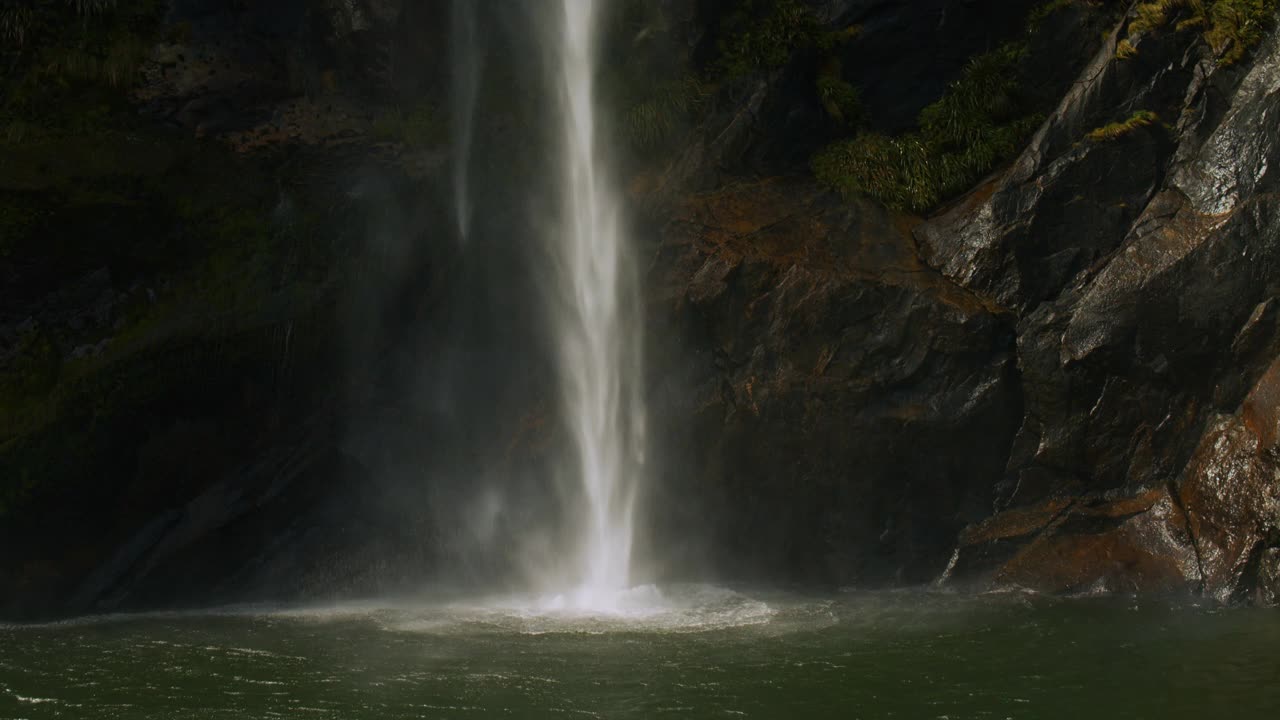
<box><xmin>933</xmin><ymin>17</ymin><xmax>1280</xmax><ymax>598</ymax></box>
<box><xmin>914</xmin><ymin>17</ymin><xmax>1200</xmax><ymax>312</ymax></box>
<box><xmin>1256</xmin><ymin>549</ymin><xmax>1280</xmax><ymax>607</ymax></box>
<box><xmin>639</xmin><ymin>3</ymin><xmax>1280</xmax><ymax>604</ymax></box>
<box><xmin>831</xmin><ymin>0</ymin><xmax>1042</xmax><ymax>134</ymax></box>
<box><xmin>645</xmin><ymin>178</ymin><xmax>1020</xmax><ymax>586</ymax></box>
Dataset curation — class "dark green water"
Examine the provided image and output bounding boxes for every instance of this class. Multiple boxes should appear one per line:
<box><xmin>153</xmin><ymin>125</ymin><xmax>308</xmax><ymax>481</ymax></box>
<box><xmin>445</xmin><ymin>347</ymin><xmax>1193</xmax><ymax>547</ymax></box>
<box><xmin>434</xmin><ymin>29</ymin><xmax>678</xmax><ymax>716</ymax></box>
<box><xmin>2</xmin><ymin>586</ymin><xmax>1277</xmax><ymax>719</ymax></box>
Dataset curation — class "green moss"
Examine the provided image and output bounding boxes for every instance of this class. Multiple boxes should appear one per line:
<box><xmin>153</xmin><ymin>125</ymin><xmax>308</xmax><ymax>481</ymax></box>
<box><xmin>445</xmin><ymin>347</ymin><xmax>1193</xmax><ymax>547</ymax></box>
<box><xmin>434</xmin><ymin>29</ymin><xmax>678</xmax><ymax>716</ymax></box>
<box><xmin>1087</xmin><ymin>109</ymin><xmax>1160</xmax><ymax>140</ymax></box>
<box><xmin>813</xmin><ymin>43</ymin><xmax>1044</xmax><ymax>212</ymax></box>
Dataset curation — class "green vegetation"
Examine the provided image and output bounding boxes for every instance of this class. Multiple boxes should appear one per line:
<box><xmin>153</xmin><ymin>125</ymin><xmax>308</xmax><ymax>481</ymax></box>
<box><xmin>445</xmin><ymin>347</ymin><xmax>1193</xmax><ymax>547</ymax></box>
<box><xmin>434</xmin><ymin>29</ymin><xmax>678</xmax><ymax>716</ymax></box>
<box><xmin>372</xmin><ymin>104</ymin><xmax>447</xmax><ymax>149</ymax></box>
<box><xmin>1</xmin><ymin>0</ymin><xmax>167</xmax><ymax>154</ymax></box>
<box><xmin>612</xmin><ymin>0</ymin><xmax>863</xmax><ymax>152</ymax></box>
<box><xmin>716</xmin><ymin>0</ymin><xmax>862</xmax><ymax>79</ymax></box>
<box><xmin>0</xmin><ymin>2</ymin><xmax>356</xmax><ymax>521</ymax></box>
<box><xmin>622</xmin><ymin>74</ymin><xmax>710</xmax><ymax>149</ymax></box>
<box><xmin>816</xmin><ymin>58</ymin><xmax>863</xmax><ymax>125</ymax></box>
<box><xmin>1029</xmin><ymin>0</ymin><xmax>1083</xmax><ymax>31</ymax></box>
<box><xmin>812</xmin><ymin>43</ymin><xmax>1044</xmax><ymax>212</ymax></box>
<box><xmin>604</xmin><ymin>1</ymin><xmax>715</xmax><ymax>151</ymax></box>
<box><xmin>1122</xmin><ymin>0</ymin><xmax>1279</xmax><ymax>65</ymax></box>
<box><xmin>0</xmin><ymin>3</ymin><xmax>36</xmax><ymax>46</ymax></box>
<box><xmin>1</xmin><ymin>0</ymin><xmax>163</xmax><ymax>85</ymax></box>
<box><xmin>1087</xmin><ymin>110</ymin><xmax>1160</xmax><ymax>140</ymax></box>
<box><xmin>0</xmin><ymin>126</ymin><xmax>343</xmax><ymax>517</ymax></box>
<box><xmin>717</xmin><ymin>0</ymin><xmax>825</xmax><ymax>78</ymax></box>
<box><xmin>34</xmin><ymin>27</ymin><xmax>153</xmax><ymax>87</ymax></box>
<box><xmin>0</xmin><ymin>196</ymin><xmax>44</xmax><ymax>258</ymax></box>
<box><xmin>1206</xmin><ymin>0</ymin><xmax>1278</xmax><ymax>63</ymax></box>
<box><xmin>805</xmin><ymin>0</ymin><xmax>1122</xmax><ymax>212</ymax></box>
<box><xmin>0</xmin><ymin>324</ymin><xmax>61</xmax><ymax>405</ymax></box>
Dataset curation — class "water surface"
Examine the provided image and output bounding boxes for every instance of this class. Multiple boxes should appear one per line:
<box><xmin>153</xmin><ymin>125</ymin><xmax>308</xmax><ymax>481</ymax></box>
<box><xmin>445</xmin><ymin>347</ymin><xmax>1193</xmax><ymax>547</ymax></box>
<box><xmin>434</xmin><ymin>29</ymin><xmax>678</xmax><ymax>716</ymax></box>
<box><xmin>2</xmin><ymin>586</ymin><xmax>1277</xmax><ymax>719</ymax></box>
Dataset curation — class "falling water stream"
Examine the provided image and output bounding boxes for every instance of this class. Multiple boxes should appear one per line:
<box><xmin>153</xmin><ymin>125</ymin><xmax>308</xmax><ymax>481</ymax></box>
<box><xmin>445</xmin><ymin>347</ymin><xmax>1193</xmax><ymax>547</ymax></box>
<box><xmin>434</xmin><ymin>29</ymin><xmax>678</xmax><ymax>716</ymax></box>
<box><xmin>449</xmin><ymin>0</ymin><xmax>481</xmax><ymax>243</ymax></box>
<box><xmin>548</xmin><ymin>0</ymin><xmax>648</xmax><ymax>609</ymax></box>
<box><xmin>4</xmin><ymin>7</ymin><xmax>1280</xmax><ymax>719</ymax></box>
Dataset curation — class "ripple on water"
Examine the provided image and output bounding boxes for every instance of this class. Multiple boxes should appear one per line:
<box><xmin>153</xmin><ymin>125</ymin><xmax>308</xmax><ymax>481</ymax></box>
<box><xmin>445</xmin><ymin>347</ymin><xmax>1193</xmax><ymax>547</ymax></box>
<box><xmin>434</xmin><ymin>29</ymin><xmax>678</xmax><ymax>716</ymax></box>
<box><xmin>381</xmin><ymin>583</ymin><xmax>779</xmax><ymax>636</ymax></box>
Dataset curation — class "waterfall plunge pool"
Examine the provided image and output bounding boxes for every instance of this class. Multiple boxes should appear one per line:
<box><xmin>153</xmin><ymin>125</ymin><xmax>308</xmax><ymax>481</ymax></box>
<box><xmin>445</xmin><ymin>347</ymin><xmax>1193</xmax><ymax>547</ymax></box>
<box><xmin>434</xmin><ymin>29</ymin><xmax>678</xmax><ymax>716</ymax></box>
<box><xmin>2</xmin><ymin>586</ymin><xmax>1277</xmax><ymax>718</ymax></box>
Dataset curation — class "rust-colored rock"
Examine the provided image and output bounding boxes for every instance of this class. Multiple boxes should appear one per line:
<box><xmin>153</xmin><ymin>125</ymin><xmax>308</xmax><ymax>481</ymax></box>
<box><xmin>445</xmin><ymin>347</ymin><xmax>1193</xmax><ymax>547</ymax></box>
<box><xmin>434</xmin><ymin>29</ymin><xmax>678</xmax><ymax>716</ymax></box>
<box><xmin>1180</xmin><ymin>387</ymin><xmax>1280</xmax><ymax>602</ymax></box>
<box><xmin>1242</xmin><ymin>359</ymin><xmax>1280</xmax><ymax>452</ymax></box>
<box><xmin>944</xmin><ymin>489</ymin><xmax>1200</xmax><ymax>595</ymax></box>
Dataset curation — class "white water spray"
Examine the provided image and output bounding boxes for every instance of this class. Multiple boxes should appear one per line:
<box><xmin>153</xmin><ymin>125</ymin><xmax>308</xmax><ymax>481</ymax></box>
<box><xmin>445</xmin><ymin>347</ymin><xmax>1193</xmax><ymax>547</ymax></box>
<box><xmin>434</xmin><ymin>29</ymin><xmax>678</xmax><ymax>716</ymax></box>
<box><xmin>549</xmin><ymin>0</ymin><xmax>648</xmax><ymax>610</ymax></box>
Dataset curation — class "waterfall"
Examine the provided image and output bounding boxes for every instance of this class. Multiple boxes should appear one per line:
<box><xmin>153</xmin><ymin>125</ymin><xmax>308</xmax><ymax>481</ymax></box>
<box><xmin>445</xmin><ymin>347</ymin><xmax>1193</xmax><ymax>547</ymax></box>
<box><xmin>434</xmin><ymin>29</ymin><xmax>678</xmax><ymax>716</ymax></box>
<box><xmin>450</xmin><ymin>0</ymin><xmax>481</xmax><ymax>243</ymax></box>
<box><xmin>550</xmin><ymin>0</ymin><xmax>648</xmax><ymax>609</ymax></box>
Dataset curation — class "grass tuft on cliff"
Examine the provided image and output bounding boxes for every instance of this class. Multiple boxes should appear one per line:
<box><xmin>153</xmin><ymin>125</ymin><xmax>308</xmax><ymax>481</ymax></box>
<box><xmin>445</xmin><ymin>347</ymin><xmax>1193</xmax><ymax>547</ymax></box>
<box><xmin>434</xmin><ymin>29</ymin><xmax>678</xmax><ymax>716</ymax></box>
<box><xmin>816</xmin><ymin>57</ymin><xmax>863</xmax><ymax>125</ymax></box>
<box><xmin>616</xmin><ymin>0</ymin><xmax>861</xmax><ymax>154</ymax></box>
<box><xmin>1123</xmin><ymin>0</ymin><xmax>1279</xmax><ymax>65</ymax></box>
<box><xmin>715</xmin><ymin>0</ymin><xmax>862</xmax><ymax>79</ymax></box>
<box><xmin>1</xmin><ymin>0</ymin><xmax>167</xmax><ymax>144</ymax></box>
<box><xmin>1087</xmin><ymin>110</ymin><xmax>1160</xmax><ymax>140</ymax></box>
<box><xmin>717</xmin><ymin>0</ymin><xmax>824</xmax><ymax>78</ymax></box>
<box><xmin>622</xmin><ymin>74</ymin><xmax>710</xmax><ymax>149</ymax></box>
<box><xmin>1029</xmin><ymin>0</ymin><xmax>1082</xmax><ymax>31</ymax></box>
<box><xmin>812</xmin><ymin>43</ymin><xmax>1044</xmax><ymax>212</ymax></box>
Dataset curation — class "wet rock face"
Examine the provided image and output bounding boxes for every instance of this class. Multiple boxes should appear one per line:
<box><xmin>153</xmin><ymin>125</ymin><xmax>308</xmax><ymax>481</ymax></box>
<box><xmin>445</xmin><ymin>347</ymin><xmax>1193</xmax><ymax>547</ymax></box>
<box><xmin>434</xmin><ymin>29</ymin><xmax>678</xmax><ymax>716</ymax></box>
<box><xmin>914</xmin><ymin>22</ymin><xmax>1200</xmax><ymax>312</ymax></box>
<box><xmin>1180</xmin><ymin>365</ymin><xmax>1280</xmax><ymax>603</ymax></box>
<box><xmin>1257</xmin><ymin>549</ymin><xmax>1280</xmax><ymax>606</ymax></box>
<box><xmin>648</xmin><ymin>7</ymin><xmax>1280</xmax><ymax>600</ymax></box>
<box><xmin>645</xmin><ymin>179</ymin><xmax>1021</xmax><ymax>586</ymax></box>
<box><xmin>945</xmin><ymin>489</ymin><xmax>1201</xmax><ymax>596</ymax></box>
<box><xmin>914</xmin><ymin>21</ymin><xmax>1280</xmax><ymax>598</ymax></box>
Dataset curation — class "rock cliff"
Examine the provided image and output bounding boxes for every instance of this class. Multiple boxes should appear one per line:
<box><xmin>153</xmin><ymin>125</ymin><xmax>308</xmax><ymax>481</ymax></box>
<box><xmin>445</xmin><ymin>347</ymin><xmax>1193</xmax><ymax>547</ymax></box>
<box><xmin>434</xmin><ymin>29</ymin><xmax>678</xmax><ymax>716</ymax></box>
<box><xmin>644</xmin><ymin>0</ymin><xmax>1280</xmax><ymax>603</ymax></box>
<box><xmin>4</xmin><ymin>0</ymin><xmax>1280</xmax><ymax>618</ymax></box>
